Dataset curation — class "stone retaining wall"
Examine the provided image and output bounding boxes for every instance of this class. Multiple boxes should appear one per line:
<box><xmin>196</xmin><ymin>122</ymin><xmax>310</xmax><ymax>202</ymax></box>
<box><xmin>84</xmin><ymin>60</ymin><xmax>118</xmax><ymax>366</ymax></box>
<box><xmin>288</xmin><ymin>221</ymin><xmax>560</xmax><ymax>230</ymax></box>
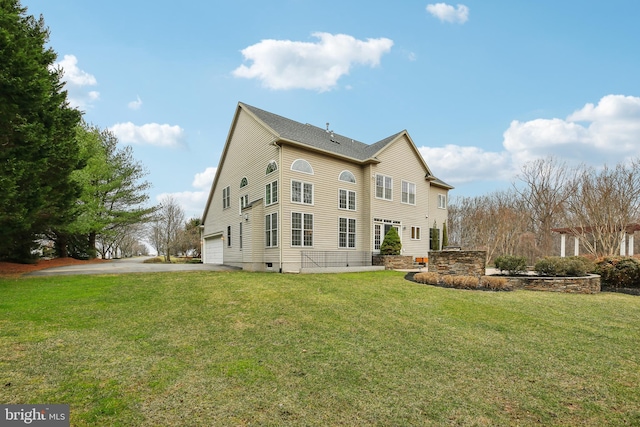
<box><xmin>504</xmin><ymin>274</ymin><xmax>601</xmax><ymax>294</ymax></box>
<box><xmin>372</xmin><ymin>255</ymin><xmax>414</xmax><ymax>270</ymax></box>
<box><xmin>428</xmin><ymin>250</ymin><xmax>486</xmax><ymax>276</ymax></box>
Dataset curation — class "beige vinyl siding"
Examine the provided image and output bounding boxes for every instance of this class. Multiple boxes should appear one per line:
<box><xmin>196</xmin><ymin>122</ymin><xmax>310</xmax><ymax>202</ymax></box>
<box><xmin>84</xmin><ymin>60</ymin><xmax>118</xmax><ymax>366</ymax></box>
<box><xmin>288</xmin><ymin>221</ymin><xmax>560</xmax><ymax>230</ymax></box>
<box><xmin>203</xmin><ymin>108</ymin><xmax>279</xmax><ymax>268</ymax></box>
<box><xmin>368</xmin><ymin>134</ymin><xmax>435</xmax><ymax>257</ymax></box>
<box><xmin>279</xmin><ymin>145</ymin><xmax>366</xmax><ymax>272</ymax></box>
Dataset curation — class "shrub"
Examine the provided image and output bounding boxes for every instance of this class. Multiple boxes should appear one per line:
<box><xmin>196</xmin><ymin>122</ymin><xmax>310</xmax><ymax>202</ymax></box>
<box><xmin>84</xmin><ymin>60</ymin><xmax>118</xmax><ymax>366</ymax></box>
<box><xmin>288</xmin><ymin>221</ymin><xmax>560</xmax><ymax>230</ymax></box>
<box><xmin>441</xmin><ymin>275</ymin><xmax>479</xmax><ymax>289</ymax></box>
<box><xmin>594</xmin><ymin>257</ymin><xmax>640</xmax><ymax>288</ymax></box>
<box><xmin>380</xmin><ymin>227</ymin><xmax>402</xmax><ymax>255</ymax></box>
<box><xmin>494</xmin><ymin>255</ymin><xmax>527</xmax><ymax>275</ymax></box>
<box><xmin>534</xmin><ymin>256</ymin><xmax>587</xmax><ymax>277</ymax></box>
<box><xmin>479</xmin><ymin>276</ymin><xmax>511</xmax><ymax>291</ymax></box>
<box><xmin>414</xmin><ymin>272</ymin><xmax>440</xmax><ymax>285</ymax></box>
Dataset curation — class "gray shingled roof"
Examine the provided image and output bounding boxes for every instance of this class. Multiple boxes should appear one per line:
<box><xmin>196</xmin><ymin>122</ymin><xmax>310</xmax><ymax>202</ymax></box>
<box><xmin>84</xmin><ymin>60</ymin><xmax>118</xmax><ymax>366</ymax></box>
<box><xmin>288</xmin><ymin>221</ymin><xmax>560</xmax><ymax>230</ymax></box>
<box><xmin>241</xmin><ymin>102</ymin><xmax>402</xmax><ymax>161</ymax></box>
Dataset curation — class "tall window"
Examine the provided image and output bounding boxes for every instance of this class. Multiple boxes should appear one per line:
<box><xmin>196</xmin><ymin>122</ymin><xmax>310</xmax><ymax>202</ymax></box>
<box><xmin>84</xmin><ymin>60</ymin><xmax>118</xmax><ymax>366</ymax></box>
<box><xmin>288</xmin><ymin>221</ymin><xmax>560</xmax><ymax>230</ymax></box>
<box><xmin>438</xmin><ymin>194</ymin><xmax>447</xmax><ymax>209</ymax></box>
<box><xmin>265</xmin><ymin>212</ymin><xmax>278</xmax><ymax>248</ymax></box>
<box><xmin>292</xmin><ymin>212</ymin><xmax>313</xmax><ymax>247</ymax></box>
<box><xmin>291</xmin><ymin>180</ymin><xmax>313</xmax><ymax>204</ymax></box>
<box><xmin>239</xmin><ymin>194</ymin><xmax>249</xmax><ymax>213</ymax></box>
<box><xmin>411</xmin><ymin>226</ymin><xmax>421</xmax><ymax>240</ymax></box>
<box><xmin>375</xmin><ymin>174</ymin><xmax>392</xmax><ymax>200</ymax></box>
<box><xmin>222</xmin><ymin>186</ymin><xmax>230</xmax><ymax>209</ymax></box>
<box><xmin>291</xmin><ymin>159</ymin><xmax>313</xmax><ymax>174</ymax></box>
<box><xmin>226</xmin><ymin>225</ymin><xmax>231</xmax><ymax>247</ymax></box>
<box><xmin>339</xmin><ymin>189</ymin><xmax>356</xmax><ymax>211</ymax></box>
<box><xmin>339</xmin><ymin>218</ymin><xmax>356</xmax><ymax>248</ymax></box>
<box><xmin>402</xmin><ymin>181</ymin><xmax>416</xmax><ymax>205</ymax></box>
<box><xmin>265</xmin><ymin>180</ymin><xmax>278</xmax><ymax>206</ymax></box>
<box><xmin>239</xmin><ymin>222</ymin><xmax>243</xmax><ymax>250</ymax></box>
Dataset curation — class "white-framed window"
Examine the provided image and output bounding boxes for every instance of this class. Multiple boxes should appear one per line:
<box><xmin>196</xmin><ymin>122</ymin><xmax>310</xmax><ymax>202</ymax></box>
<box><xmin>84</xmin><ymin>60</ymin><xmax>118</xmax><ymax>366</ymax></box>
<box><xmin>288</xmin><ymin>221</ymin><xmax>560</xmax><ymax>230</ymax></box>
<box><xmin>291</xmin><ymin>159</ymin><xmax>314</xmax><ymax>174</ymax></box>
<box><xmin>339</xmin><ymin>218</ymin><xmax>356</xmax><ymax>248</ymax></box>
<box><xmin>402</xmin><ymin>181</ymin><xmax>416</xmax><ymax>205</ymax></box>
<box><xmin>239</xmin><ymin>222</ymin><xmax>243</xmax><ymax>250</ymax></box>
<box><xmin>438</xmin><ymin>194</ymin><xmax>447</xmax><ymax>209</ymax></box>
<box><xmin>411</xmin><ymin>226</ymin><xmax>421</xmax><ymax>240</ymax></box>
<box><xmin>292</xmin><ymin>212</ymin><xmax>313</xmax><ymax>247</ymax></box>
<box><xmin>339</xmin><ymin>189</ymin><xmax>356</xmax><ymax>211</ymax></box>
<box><xmin>266</xmin><ymin>160</ymin><xmax>278</xmax><ymax>175</ymax></box>
<box><xmin>291</xmin><ymin>180</ymin><xmax>313</xmax><ymax>205</ymax></box>
<box><xmin>222</xmin><ymin>186</ymin><xmax>230</xmax><ymax>209</ymax></box>
<box><xmin>226</xmin><ymin>225</ymin><xmax>231</xmax><ymax>247</ymax></box>
<box><xmin>265</xmin><ymin>212</ymin><xmax>278</xmax><ymax>248</ymax></box>
<box><xmin>239</xmin><ymin>194</ymin><xmax>249</xmax><ymax>213</ymax></box>
<box><xmin>339</xmin><ymin>170</ymin><xmax>356</xmax><ymax>183</ymax></box>
<box><xmin>265</xmin><ymin>180</ymin><xmax>278</xmax><ymax>206</ymax></box>
<box><xmin>375</xmin><ymin>174</ymin><xmax>392</xmax><ymax>200</ymax></box>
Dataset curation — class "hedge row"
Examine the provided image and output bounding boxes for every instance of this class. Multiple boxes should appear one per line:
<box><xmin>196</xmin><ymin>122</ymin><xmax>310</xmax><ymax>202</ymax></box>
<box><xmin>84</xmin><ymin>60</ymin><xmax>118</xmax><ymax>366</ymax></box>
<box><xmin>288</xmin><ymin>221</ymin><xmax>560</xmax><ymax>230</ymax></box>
<box><xmin>414</xmin><ymin>272</ymin><xmax>511</xmax><ymax>291</ymax></box>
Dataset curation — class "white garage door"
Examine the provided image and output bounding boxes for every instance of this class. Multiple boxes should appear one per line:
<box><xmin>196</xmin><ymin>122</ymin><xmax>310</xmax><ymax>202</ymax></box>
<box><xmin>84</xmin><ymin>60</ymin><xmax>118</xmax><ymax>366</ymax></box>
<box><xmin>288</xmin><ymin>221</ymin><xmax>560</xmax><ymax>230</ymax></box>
<box><xmin>204</xmin><ymin>236</ymin><xmax>223</xmax><ymax>264</ymax></box>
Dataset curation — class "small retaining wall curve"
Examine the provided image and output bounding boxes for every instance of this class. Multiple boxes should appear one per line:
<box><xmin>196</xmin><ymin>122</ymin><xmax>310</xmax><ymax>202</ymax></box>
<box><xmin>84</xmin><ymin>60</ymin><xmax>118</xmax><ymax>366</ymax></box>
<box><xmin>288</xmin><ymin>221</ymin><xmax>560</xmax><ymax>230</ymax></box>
<box><xmin>372</xmin><ymin>255</ymin><xmax>414</xmax><ymax>270</ymax></box>
<box><xmin>504</xmin><ymin>274</ymin><xmax>601</xmax><ymax>294</ymax></box>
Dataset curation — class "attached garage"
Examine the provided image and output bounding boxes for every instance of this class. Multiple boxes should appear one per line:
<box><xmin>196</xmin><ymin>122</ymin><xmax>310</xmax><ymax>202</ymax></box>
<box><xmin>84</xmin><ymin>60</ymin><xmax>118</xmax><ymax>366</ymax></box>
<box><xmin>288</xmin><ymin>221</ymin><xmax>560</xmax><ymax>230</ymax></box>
<box><xmin>203</xmin><ymin>235</ymin><xmax>223</xmax><ymax>264</ymax></box>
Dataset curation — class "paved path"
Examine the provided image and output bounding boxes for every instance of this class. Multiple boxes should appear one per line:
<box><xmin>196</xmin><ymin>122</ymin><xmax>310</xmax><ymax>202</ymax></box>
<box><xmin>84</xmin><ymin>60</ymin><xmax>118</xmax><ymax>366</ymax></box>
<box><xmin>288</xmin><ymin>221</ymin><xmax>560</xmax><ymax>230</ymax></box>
<box><xmin>27</xmin><ymin>257</ymin><xmax>239</xmax><ymax>276</ymax></box>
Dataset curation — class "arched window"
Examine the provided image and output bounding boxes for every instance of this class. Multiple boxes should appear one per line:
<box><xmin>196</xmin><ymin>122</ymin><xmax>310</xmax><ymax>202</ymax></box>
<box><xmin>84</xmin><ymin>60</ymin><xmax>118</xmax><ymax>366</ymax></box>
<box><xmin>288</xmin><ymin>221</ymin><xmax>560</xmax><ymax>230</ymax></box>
<box><xmin>339</xmin><ymin>170</ymin><xmax>356</xmax><ymax>183</ymax></box>
<box><xmin>266</xmin><ymin>160</ymin><xmax>278</xmax><ymax>175</ymax></box>
<box><xmin>291</xmin><ymin>159</ymin><xmax>314</xmax><ymax>175</ymax></box>
<box><xmin>240</xmin><ymin>177</ymin><xmax>248</xmax><ymax>188</ymax></box>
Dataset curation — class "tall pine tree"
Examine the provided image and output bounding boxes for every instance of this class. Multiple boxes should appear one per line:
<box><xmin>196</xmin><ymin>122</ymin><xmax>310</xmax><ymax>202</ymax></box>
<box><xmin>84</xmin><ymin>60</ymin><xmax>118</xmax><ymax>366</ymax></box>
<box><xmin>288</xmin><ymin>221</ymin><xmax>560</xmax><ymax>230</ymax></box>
<box><xmin>0</xmin><ymin>1</ymin><xmax>82</xmax><ymax>261</ymax></box>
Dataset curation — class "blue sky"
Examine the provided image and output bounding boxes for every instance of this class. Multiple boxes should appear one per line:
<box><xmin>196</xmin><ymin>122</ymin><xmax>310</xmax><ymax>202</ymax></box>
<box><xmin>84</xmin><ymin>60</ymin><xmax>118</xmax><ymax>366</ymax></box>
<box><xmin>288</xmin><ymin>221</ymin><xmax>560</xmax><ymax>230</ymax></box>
<box><xmin>25</xmin><ymin>0</ymin><xmax>640</xmax><ymax>219</ymax></box>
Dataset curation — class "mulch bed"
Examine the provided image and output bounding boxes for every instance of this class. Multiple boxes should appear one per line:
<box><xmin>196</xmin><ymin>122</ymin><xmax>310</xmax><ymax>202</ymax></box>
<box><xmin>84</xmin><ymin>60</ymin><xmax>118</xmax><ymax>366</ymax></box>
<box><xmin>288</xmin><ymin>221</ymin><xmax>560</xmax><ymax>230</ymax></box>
<box><xmin>0</xmin><ymin>257</ymin><xmax>108</xmax><ymax>278</ymax></box>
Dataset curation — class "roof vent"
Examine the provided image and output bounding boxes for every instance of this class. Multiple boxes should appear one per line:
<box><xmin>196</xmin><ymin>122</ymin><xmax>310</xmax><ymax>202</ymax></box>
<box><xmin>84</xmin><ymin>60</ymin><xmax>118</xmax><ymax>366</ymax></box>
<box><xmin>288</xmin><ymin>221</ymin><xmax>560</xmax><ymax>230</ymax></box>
<box><xmin>326</xmin><ymin>123</ymin><xmax>330</xmax><ymax>133</ymax></box>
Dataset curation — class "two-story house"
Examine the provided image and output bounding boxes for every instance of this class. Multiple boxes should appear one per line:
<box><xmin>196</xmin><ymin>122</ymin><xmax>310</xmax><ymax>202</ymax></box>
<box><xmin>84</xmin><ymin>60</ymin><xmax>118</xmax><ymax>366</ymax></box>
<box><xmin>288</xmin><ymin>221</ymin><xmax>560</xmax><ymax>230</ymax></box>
<box><xmin>201</xmin><ymin>102</ymin><xmax>452</xmax><ymax>272</ymax></box>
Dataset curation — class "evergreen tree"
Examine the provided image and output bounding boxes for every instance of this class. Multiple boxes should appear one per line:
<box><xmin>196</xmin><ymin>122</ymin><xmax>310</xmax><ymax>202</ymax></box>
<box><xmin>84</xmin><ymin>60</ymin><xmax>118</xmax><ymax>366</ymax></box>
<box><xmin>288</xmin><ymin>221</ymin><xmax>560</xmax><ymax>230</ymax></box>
<box><xmin>380</xmin><ymin>227</ymin><xmax>402</xmax><ymax>255</ymax></box>
<box><xmin>0</xmin><ymin>1</ymin><xmax>82</xmax><ymax>261</ymax></box>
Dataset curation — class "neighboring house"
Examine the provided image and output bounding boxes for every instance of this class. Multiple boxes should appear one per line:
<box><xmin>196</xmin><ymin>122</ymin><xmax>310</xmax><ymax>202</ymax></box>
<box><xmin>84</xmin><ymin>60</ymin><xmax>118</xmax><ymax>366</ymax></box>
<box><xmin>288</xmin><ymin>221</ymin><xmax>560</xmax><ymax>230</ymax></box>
<box><xmin>201</xmin><ymin>102</ymin><xmax>452</xmax><ymax>272</ymax></box>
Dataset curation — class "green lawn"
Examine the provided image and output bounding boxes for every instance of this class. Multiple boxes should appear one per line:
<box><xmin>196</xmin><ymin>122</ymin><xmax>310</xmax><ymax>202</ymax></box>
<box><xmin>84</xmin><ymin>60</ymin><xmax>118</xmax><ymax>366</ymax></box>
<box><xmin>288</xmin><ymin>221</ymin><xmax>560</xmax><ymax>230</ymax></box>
<box><xmin>1</xmin><ymin>271</ymin><xmax>639</xmax><ymax>426</ymax></box>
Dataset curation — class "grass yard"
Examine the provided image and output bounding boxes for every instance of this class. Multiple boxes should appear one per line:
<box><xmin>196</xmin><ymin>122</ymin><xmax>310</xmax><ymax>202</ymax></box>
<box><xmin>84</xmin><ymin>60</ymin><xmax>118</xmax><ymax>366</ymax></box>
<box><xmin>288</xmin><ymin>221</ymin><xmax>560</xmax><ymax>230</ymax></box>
<box><xmin>1</xmin><ymin>270</ymin><xmax>639</xmax><ymax>426</ymax></box>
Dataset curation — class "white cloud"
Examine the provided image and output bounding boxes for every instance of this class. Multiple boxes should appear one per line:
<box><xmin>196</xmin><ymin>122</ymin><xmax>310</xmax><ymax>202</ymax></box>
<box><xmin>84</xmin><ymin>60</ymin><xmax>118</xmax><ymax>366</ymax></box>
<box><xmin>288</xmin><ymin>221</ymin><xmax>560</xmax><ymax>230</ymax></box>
<box><xmin>192</xmin><ymin>167</ymin><xmax>217</xmax><ymax>189</ymax></box>
<box><xmin>503</xmin><ymin>94</ymin><xmax>640</xmax><ymax>166</ymax></box>
<box><xmin>232</xmin><ymin>32</ymin><xmax>394</xmax><ymax>91</ymax></box>
<box><xmin>109</xmin><ymin>122</ymin><xmax>185</xmax><ymax>147</ymax></box>
<box><xmin>158</xmin><ymin>166</ymin><xmax>217</xmax><ymax>219</ymax></box>
<box><xmin>52</xmin><ymin>54</ymin><xmax>100</xmax><ymax>109</ymax></box>
<box><xmin>426</xmin><ymin>3</ymin><xmax>469</xmax><ymax>24</ymax></box>
<box><xmin>128</xmin><ymin>95</ymin><xmax>143</xmax><ymax>110</ymax></box>
<box><xmin>419</xmin><ymin>145</ymin><xmax>514</xmax><ymax>184</ymax></box>
<box><xmin>418</xmin><ymin>95</ymin><xmax>640</xmax><ymax>192</ymax></box>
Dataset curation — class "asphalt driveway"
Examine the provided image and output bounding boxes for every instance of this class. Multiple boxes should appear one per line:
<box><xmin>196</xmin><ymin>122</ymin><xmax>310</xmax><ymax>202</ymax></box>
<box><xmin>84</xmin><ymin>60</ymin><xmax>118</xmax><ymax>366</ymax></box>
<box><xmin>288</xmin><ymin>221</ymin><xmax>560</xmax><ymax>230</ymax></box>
<box><xmin>26</xmin><ymin>257</ymin><xmax>239</xmax><ymax>276</ymax></box>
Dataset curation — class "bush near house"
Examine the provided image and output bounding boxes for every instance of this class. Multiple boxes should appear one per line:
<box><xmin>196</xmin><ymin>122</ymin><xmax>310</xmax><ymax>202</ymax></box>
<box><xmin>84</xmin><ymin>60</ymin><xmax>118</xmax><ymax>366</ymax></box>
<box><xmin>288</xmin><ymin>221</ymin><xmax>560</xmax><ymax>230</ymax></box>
<box><xmin>379</xmin><ymin>227</ymin><xmax>402</xmax><ymax>255</ymax></box>
<box><xmin>595</xmin><ymin>257</ymin><xmax>640</xmax><ymax>288</ymax></box>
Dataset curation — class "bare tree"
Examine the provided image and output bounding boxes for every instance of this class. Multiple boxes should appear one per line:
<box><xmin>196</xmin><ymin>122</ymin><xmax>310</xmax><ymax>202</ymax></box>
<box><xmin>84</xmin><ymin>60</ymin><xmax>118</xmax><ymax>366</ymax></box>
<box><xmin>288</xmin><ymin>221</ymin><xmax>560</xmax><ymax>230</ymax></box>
<box><xmin>449</xmin><ymin>190</ymin><xmax>529</xmax><ymax>265</ymax></box>
<box><xmin>564</xmin><ymin>160</ymin><xmax>640</xmax><ymax>256</ymax></box>
<box><xmin>513</xmin><ymin>157</ymin><xmax>575</xmax><ymax>256</ymax></box>
<box><xmin>156</xmin><ymin>195</ymin><xmax>185</xmax><ymax>262</ymax></box>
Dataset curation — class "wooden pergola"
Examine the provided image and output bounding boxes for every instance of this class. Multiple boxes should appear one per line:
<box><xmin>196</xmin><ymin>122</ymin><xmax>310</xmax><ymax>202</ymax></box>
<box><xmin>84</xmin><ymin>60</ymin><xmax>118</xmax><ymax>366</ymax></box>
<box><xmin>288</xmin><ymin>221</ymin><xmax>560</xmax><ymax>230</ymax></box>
<box><xmin>551</xmin><ymin>223</ymin><xmax>640</xmax><ymax>257</ymax></box>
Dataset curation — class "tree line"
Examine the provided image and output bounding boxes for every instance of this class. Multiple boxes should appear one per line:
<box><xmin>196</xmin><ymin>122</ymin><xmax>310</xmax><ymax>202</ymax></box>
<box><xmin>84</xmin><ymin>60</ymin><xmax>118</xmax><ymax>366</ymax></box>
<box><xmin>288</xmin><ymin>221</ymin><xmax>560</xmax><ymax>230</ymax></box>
<box><xmin>449</xmin><ymin>157</ymin><xmax>640</xmax><ymax>264</ymax></box>
<box><xmin>0</xmin><ymin>1</ymin><xmax>199</xmax><ymax>263</ymax></box>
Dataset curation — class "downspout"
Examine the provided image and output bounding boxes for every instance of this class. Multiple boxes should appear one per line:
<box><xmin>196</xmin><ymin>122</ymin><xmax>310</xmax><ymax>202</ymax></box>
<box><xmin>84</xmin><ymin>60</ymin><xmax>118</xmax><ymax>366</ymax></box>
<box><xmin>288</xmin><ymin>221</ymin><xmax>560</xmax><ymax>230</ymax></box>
<box><xmin>278</xmin><ymin>140</ymin><xmax>283</xmax><ymax>273</ymax></box>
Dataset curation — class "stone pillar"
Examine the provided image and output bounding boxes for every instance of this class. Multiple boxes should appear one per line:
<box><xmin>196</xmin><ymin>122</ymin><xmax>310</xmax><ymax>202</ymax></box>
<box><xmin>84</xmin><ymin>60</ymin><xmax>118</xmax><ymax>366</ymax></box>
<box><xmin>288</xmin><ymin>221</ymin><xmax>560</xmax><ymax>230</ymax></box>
<box><xmin>560</xmin><ymin>234</ymin><xmax>566</xmax><ymax>258</ymax></box>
